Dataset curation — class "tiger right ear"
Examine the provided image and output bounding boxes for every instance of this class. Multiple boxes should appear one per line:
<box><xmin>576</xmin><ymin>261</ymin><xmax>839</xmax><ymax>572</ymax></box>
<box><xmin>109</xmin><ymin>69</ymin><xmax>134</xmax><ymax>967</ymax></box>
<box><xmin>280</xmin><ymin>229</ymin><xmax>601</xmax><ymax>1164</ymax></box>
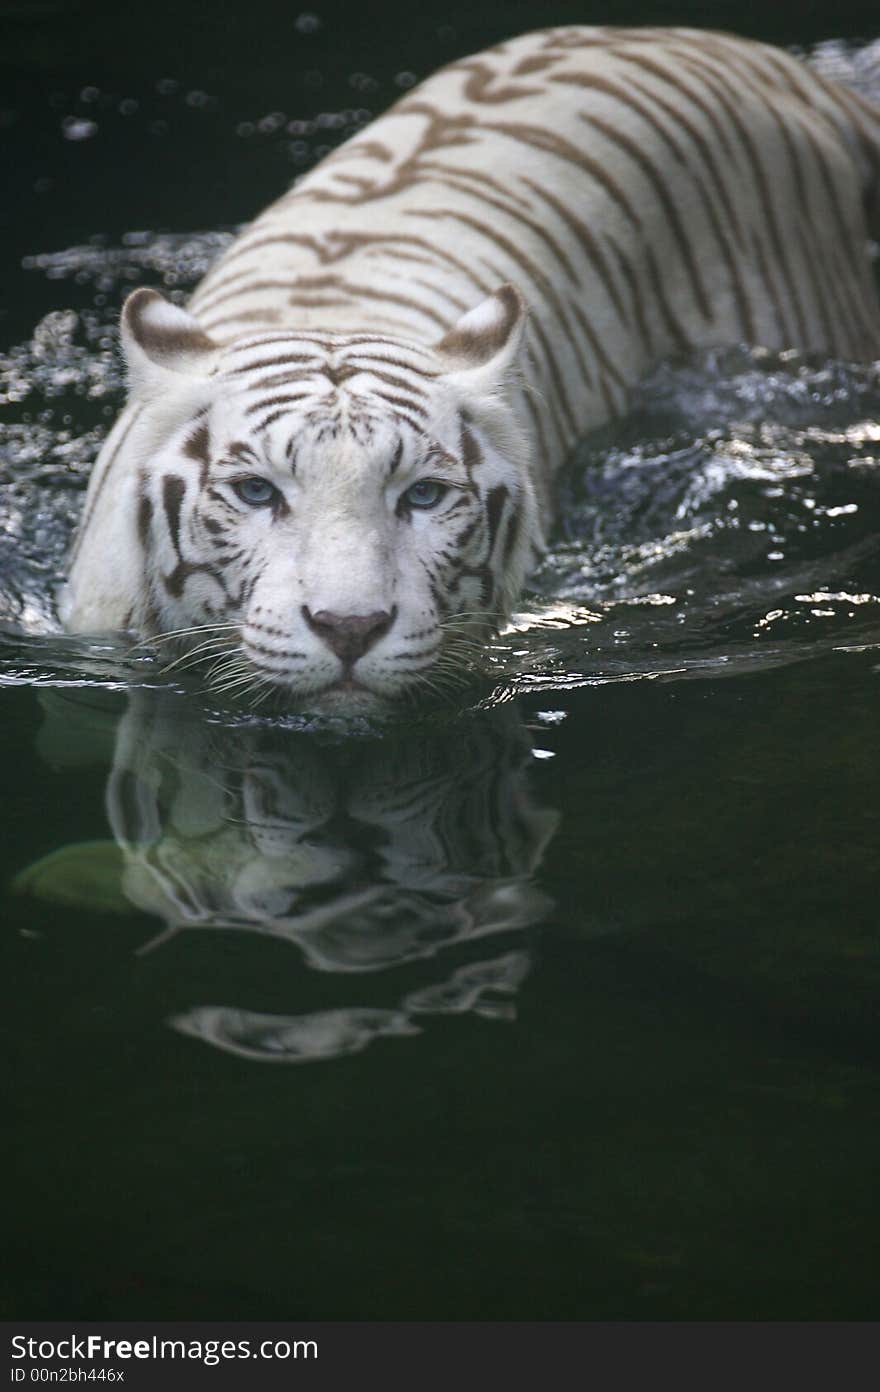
<box><xmin>121</xmin><ymin>288</ymin><xmax>219</xmax><ymax>402</ymax></box>
<box><xmin>433</xmin><ymin>284</ymin><xmax>526</xmax><ymax>387</ymax></box>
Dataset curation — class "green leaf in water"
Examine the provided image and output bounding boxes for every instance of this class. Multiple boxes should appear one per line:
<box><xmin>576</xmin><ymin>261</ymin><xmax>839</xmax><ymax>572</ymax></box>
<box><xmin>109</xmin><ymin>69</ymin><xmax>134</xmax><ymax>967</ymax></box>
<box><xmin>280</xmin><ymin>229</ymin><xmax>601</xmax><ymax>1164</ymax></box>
<box><xmin>13</xmin><ymin>841</ymin><xmax>130</xmax><ymax>914</ymax></box>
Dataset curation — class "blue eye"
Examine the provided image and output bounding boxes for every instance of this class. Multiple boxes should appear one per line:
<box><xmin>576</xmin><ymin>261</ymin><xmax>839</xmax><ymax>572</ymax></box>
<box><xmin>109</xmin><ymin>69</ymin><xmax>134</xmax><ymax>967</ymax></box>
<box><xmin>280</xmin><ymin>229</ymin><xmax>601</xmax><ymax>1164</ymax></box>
<box><xmin>234</xmin><ymin>476</ymin><xmax>278</xmax><ymax>507</ymax></box>
<box><xmin>402</xmin><ymin>479</ymin><xmax>448</xmax><ymax>511</ymax></box>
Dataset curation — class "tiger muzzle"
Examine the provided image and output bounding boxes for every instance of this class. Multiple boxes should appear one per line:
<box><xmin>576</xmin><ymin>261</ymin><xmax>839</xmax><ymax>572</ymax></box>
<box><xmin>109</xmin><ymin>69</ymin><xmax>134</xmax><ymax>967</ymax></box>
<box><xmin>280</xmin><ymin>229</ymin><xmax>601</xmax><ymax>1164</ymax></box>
<box><xmin>301</xmin><ymin>605</ymin><xmax>397</xmax><ymax>665</ymax></box>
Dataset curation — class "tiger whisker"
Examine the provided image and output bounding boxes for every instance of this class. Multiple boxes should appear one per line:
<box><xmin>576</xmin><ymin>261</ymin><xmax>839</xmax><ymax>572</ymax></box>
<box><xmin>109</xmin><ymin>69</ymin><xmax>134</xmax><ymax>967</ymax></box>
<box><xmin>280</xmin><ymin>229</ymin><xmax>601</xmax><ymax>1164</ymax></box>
<box><xmin>200</xmin><ymin>659</ymin><xmax>249</xmax><ymax>687</ymax></box>
<box><xmin>149</xmin><ymin>623</ymin><xmax>241</xmax><ymax>645</ymax></box>
<box><xmin>209</xmin><ymin>665</ymin><xmax>255</xmax><ymax>691</ymax></box>
<box><xmin>215</xmin><ymin>666</ymin><xmax>263</xmax><ymax>690</ymax></box>
<box><xmin>160</xmin><ymin>638</ymin><xmax>236</xmax><ymax>674</ymax></box>
<box><xmin>167</xmin><ymin>647</ymin><xmax>238</xmax><ymax>679</ymax></box>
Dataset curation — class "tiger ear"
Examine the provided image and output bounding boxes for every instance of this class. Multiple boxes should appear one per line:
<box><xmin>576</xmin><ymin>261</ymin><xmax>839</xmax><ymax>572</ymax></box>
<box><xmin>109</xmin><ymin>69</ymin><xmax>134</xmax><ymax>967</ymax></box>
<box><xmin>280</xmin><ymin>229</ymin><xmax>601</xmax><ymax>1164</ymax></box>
<box><xmin>120</xmin><ymin>287</ymin><xmax>219</xmax><ymax>402</ymax></box>
<box><xmin>433</xmin><ymin>285</ymin><xmax>526</xmax><ymax>387</ymax></box>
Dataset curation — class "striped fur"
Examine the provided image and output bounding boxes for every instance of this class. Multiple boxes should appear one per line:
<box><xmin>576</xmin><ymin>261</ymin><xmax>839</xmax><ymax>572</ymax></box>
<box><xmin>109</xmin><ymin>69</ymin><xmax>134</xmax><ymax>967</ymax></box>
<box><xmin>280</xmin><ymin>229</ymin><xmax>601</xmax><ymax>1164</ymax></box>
<box><xmin>60</xmin><ymin>26</ymin><xmax>880</xmax><ymax>707</ymax></box>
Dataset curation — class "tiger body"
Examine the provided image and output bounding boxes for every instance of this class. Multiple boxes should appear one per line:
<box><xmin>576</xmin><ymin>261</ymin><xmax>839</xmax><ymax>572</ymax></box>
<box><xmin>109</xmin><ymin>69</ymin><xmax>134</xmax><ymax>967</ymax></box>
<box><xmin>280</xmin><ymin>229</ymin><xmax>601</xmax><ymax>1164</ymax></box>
<box><xmin>60</xmin><ymin>26</ymin><xmax>880</xmax><ymax>707</ymax></box>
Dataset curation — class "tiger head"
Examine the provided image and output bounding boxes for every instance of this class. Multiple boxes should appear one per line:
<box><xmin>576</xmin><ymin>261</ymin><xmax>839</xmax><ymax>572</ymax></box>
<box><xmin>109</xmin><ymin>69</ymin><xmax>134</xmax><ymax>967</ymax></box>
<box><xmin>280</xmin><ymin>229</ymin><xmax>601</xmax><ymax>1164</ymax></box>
<box><xmin>69</xmin><ymin>285</ymin><xmax>539</xmax><ymax>709</ymax></box>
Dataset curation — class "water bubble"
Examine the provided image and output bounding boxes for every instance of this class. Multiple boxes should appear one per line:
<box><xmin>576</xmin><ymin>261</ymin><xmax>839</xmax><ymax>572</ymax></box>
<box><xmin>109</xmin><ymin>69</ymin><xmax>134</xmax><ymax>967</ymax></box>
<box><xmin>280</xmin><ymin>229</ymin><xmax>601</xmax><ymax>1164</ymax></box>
<box><xmin>348</xmin><ymin>72</ymin><xmax>378</xmax><ymax>94</ymax></box>
<box><xmin>295</xmin><ymin>12</ymin><xmax>321</xmax><ymax>33</ymax></box>
<box><xmin>61</xmin><ymin>116</ymin><xmax>98</xmax><ymax>141</ymax></box>
<box><xmin>31</xmin><ymin>311</ymin><xmax>79</xmax><ymax>361</ymax></box>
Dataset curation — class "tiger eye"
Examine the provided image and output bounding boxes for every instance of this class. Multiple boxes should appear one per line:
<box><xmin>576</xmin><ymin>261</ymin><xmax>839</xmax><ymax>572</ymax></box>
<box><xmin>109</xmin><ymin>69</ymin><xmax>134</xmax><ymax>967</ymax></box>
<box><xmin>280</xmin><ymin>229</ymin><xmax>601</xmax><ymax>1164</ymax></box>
<box><xmin>403</xmin><ymin>480</ymin><xmax>447</xmax><ymax>510</ymax></box>
<box><xmin>234</xmin><ymin>477</ymin><xmax>278</xmax><ymax>507</ymax></box>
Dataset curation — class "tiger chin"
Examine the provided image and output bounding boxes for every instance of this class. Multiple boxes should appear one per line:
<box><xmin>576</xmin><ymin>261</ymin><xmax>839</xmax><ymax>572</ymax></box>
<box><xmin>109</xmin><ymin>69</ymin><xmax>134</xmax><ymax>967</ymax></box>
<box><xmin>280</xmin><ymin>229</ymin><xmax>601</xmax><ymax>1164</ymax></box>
<box><xmin>59</xmin><ymin>284</ymin><xmax>540</xmax><ymax>711</ymax></box>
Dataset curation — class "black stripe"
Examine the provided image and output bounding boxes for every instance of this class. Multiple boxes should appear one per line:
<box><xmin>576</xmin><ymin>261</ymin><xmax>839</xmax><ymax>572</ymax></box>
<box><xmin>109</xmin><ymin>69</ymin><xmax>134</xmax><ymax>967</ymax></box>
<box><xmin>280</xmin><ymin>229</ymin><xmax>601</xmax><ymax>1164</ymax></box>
<box><xmin>519</xmin><ymin>175</ymin><xmax>629</xmax><ymax>326</ymax></box>
<box><xmin>244</xmin><ymin>390</ymin><xmax>317</xmax><ymax>417</ymax></box>
<box><xmin>137</xmin><ymin>491</ymin><xmax>152</xmax><ymax>548</ymax></box>
<box><xmin>485</xmin><ymin>484</ymin><xmax>509</xmax><ymax>550</ymax></box>
<box><xmin>162</xmin><ymin>475</ymin><xmax>185</xmax><ymax>555</ymax></box>
<box><xmin>674</xmin><ymin>47</ymin><xmax>810</xmax><ymax>345</ymax></box>
<box><xmin>577</xmin><ymin>108</ymin><xmax>712</xmax><ymax>323</ymax></box>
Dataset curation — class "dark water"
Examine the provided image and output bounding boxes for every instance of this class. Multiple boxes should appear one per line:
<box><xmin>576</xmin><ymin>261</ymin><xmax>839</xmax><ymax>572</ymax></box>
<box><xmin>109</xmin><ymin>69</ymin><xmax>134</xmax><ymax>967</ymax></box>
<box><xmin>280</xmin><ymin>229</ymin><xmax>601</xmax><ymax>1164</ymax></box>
<box><xmin>2</xmin><ymin>0</ymin><xmax>880</xmax><ymax>1320</ymax></box>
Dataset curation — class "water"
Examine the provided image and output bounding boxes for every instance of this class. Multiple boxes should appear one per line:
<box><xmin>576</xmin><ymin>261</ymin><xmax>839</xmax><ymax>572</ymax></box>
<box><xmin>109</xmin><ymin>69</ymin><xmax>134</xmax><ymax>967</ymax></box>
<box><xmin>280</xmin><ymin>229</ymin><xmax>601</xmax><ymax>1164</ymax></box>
<box><xmin>2</xmin><ymin>0</ymin><xmax>880</xmax><ymax>1321</ymax></box>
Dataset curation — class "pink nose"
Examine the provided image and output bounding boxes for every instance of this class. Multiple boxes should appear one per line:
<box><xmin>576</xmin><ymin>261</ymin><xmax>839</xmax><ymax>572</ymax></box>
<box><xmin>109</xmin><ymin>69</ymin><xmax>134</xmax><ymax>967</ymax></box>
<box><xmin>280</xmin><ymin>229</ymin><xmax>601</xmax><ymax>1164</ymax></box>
<box><xmin>302</xmin><ymin>605</ymin><xmax>396</xmax><ymax>663</ymax></box>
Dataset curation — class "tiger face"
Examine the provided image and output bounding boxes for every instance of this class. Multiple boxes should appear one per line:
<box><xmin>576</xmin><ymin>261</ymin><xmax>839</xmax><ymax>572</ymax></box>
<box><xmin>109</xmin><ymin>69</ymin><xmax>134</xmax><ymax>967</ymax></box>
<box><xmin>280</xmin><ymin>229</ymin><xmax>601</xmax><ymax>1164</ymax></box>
<box><xmin>84</xmin><ymin>286</ymin><xmax>539</xmax><ymax>709</ymax></box>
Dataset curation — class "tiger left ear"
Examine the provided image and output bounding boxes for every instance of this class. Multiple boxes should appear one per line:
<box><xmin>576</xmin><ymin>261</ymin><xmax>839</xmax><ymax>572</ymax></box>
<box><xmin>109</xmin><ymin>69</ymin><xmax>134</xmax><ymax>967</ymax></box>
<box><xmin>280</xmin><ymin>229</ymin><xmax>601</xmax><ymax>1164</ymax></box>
<box><xmin>120</xmin><ymin>287</ymin><xmax>219</xmax><ymax>402</ymax></box>
<box><xmin>433</xmin><ymin>284</ymin><xmax>526</xmax><ymax>385</ymax></box>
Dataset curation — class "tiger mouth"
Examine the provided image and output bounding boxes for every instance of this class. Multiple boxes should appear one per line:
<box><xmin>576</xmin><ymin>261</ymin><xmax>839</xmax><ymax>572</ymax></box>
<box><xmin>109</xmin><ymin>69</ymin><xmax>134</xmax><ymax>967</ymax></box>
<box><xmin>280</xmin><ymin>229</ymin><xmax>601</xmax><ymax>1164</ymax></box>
<box><xmin>300</xmin><ymin>676</ymin><xmax>397</xmax><ymax>713</ymax></box>
<box><xmin>223</xmin><ymin>640</ymin><xmax>458</xmax><ymax>708</ymax></box>
<box><xmin>318</xmin><ymin>676</ymin><xmax>373</xmax><ymax>696</ymax></box>
<box><xmin>271</xmin><ymin>669</ymin><xmax>391</xmax><ymax>702</ymax></box>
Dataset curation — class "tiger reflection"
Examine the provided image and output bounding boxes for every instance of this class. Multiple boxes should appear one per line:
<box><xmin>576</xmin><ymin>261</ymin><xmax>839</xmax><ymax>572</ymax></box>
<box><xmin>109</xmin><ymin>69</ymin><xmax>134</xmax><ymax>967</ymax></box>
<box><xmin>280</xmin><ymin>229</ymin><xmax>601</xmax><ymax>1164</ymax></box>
<box><xmin>99</xmin><ymin>692</ymin><xmax>558</xmax><ymax>1061</ymax></box>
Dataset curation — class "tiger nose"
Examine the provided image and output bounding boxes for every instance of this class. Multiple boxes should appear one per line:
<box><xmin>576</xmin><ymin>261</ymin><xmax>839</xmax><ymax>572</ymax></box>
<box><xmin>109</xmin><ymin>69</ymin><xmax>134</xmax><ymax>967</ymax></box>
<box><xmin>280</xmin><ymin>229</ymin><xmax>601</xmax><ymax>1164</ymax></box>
<box><xmin>302</xmin><ymin>605</ymin><xmax>396</xmax><ymax>663</ymax></box>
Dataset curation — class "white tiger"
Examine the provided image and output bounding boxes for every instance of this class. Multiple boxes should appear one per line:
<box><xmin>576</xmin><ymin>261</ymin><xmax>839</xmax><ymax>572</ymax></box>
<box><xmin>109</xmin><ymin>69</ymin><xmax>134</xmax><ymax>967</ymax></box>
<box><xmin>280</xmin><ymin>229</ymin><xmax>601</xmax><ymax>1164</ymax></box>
<box><xmin>59</xmin><ymin>26</ymin><xmax>880</xmax><ymax>708</ymax></box>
